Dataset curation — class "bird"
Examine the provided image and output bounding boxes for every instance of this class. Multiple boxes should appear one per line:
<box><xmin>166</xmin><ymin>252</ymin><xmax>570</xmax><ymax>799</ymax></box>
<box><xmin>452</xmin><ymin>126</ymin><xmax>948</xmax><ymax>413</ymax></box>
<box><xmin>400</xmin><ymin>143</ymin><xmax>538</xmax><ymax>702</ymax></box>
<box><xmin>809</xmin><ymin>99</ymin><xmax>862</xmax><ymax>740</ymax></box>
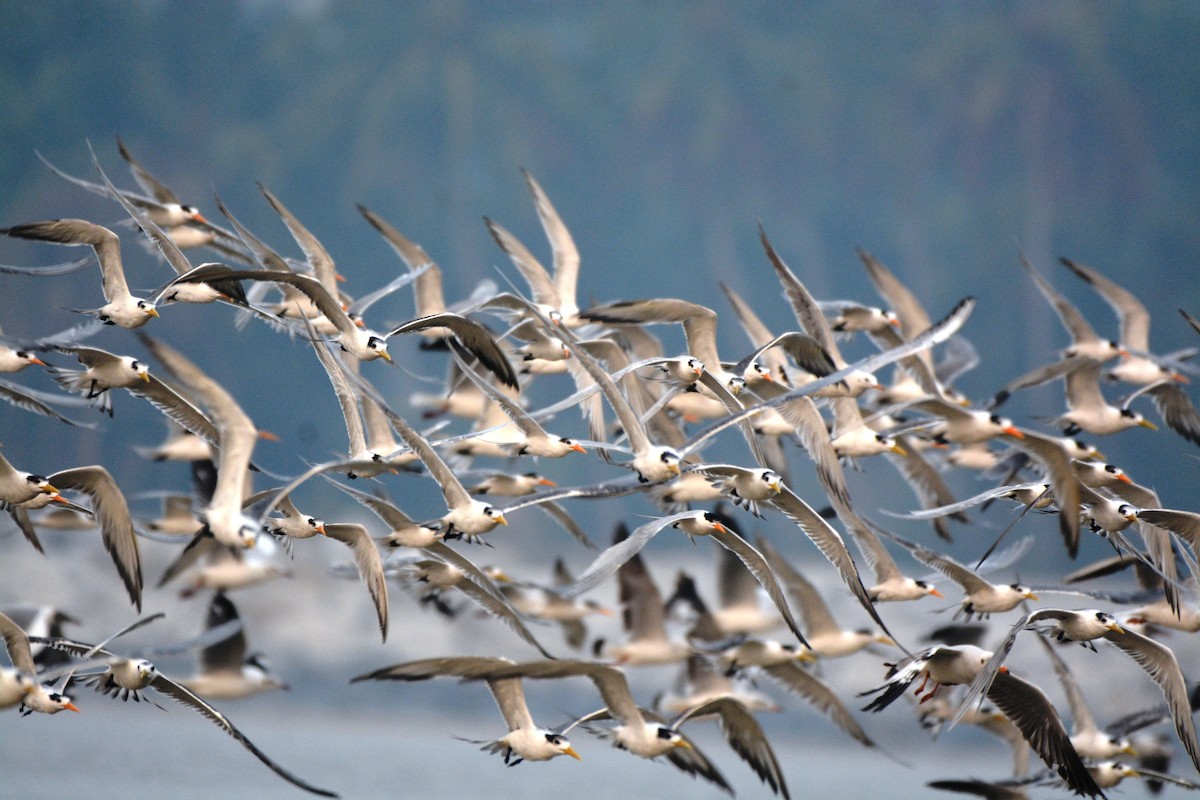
<box><xmin>1062</xmin><ymin>256</ymin><xmax>1190</xmax><ymax>385</ymax></box>
<box><xmin>483</xmin><ymin>168</ymin><xmax>584</xmax><ymax>327</ymax></box>
<box><xmin>351</xmin><ymin>656</ymin><xmax>581</xmax><ymax>765</ymax></box>
<box><xmin>860</xmin><ymin>644</ymin><xmax>1101</xmax><ymax>797</ymax></box>
<box><xmin>137</xmin><ymin>335</ymin><xmax>262</xmax><ymax>548</ymax></box>
<box><xmin>0</xmin><ymin>610</ymin><xmax>80</xmax><ymax>715</ymax></box>
<box><xmin>176</xmin><ymin>593</ymin><xmax>289</xmax><ymax>700</ymax></box>
<box><xmin>0</xmin><ymin>217</ymin><xmax>161</xmax><ymax>327</ymax></box>
<box><xmin>961</xmin><ymin>606</ymin><xmax>1200</xmax><ymax>777</ymax></box>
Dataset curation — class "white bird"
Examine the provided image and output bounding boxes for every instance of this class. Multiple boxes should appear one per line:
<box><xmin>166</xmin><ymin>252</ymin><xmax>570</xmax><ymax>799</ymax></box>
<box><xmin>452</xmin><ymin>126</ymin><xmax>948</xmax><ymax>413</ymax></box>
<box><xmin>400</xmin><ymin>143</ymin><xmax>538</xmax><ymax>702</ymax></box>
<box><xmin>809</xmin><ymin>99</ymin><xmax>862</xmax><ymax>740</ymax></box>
<box><xmin>177</xmin><ymin>593</ymin><xmax>288</xmax><ymax>700</ymax></box>
<box><xmin>138</xmin><ymin>336</ymin><xmax>260</xmax><ymax>549</ymax></box>
<box><xmin>1062</xmin><ymin>256</ymin><xmax>1190</xmax><ymax>385</ymax></box>
<box><xmin>1</xmin><ymin>218</ymin><xmax>160</xmax><ymax>327</ymax></box>
<box><xmin>351</xmin><ymin>656</ymin><xmax>582</xmax><ymax>765</ymax></box>
<box><xmin>31</xmin><ymin>618</ymin><xmax>338</xmax><ymax>797</ymax></box>
<box><xmin>861</xmin><ymin>644</ymin><xmax>1101</xmax><ymax>797</ymax></box>
<box><xmin>483</xmin><ymin>168</ymin><xmax>583</xmax><ymax>326</ymax></box>
<box><xmin>0</xmin><ymin>610</ymin><xmax>80</xmax><ymax>715</ymax></box>
<box><xmin>1058</xmin><ymin>357</ymin><xmax>1159</xmax><ymax>435</ymax></box>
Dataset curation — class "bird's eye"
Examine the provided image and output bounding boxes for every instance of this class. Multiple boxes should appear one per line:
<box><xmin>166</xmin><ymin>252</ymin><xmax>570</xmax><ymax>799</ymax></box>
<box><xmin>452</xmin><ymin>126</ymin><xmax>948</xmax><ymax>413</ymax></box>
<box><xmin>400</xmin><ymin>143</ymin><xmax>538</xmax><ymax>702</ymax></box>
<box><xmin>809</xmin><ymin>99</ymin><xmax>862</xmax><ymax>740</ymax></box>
<box><xmin>484</xmin><ymin>506</ymin><xmax>495</xmax><ymax>516</ymax></box>
<box><xmin>988</xmin><ymin>414</ymin><xmax>1002</xmax><ymax>424</ymax></box>
<box><xmin>1105</xmin><ymin>465</ymin><xmax>1119</xmax><ymax>474</ymax></box>
<box><xmin>545</xmin><ymin>733</ymin><xmax>562</xmax><ymax>744</ymax></box>
<box><xmin>657</xmin><ymin>727</ymin><xmax>673</xmax><ymax>740</ymax></box>
<box><xmin>1010</xmin><ymin>584</ymin><xmax>1022</xmax><ymax>591</ymax></box>
<box><xmin>137</xmin><ymin>300</ymin><xmax>148</xmax><ymax>309</ymax></box>
<box><xmin>307</xmin><ymin>518</ymin><xmax>318</xmax><ymax>526</ymax></box>
<box><xmin>1120</xmin><ymin>408</ymin><xmax>1136</xmax><ymax>418</ymax></box>
<box><xmin>368</xmin><ymin>336</ymin><xmax>383</xmax><ymax>350</ymax></box>
<box><xmin>916</xmin><ymin>581</ymin><xmax>929</xmax><ymax>588</ymax></box>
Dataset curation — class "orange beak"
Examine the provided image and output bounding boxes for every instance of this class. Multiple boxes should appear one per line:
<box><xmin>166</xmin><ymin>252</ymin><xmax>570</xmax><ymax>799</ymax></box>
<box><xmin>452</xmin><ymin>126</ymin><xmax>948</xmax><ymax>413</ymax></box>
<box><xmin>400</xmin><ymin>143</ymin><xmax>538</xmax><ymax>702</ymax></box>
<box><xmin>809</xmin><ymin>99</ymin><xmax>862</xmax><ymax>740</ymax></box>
<box><xmin>1116</xmin><ymin>473</ymin><xmax>1132</xmax><ymax>484</ymax></box>
<box><xmin>64</xmin><ymin>701</ymin><xmax>81</xmax><ymax>713</ymax></box>
<box><xmin>28</xmin><ymin>356</ymin><xmax>47</xmax><ymax>367</ymax></box>
<box><xmin>1002</xmin><ymin>426</ymin><xmax>1024</xmax><ymax>439</ymax></box>
<box><xmin>1173</xmin><ymin>372</ymin><xmax>1190</xmax><ymax>384</ymax></box>
<box><xmin>257</xmin><ymin>430</ymin><xmax>280</xmax><ymax>441</ymax></box>
<box><xmin>570</xmin><ymin>443</ymin><xmax>587</xmax><ymax>454</ymax></box>
<box><xmin>928</xmin><ymin>588</ymin><xmax>944</xmax><ymax>598</ymax></box>
<box><xmin>537</xmin><ymin>478</ymin><xmax>557</xmax><ymax>487</ymax></box>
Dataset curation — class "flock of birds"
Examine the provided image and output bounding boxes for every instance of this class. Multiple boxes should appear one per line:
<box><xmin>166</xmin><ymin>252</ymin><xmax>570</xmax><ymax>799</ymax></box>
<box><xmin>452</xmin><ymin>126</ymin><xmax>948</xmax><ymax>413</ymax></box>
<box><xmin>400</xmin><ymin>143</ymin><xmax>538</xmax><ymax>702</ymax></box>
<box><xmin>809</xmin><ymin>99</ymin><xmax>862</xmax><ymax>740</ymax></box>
<box><xmin>2</xmin><ymin>139</ymin><xmax>1200</xmax><ymax>799</ymax></box>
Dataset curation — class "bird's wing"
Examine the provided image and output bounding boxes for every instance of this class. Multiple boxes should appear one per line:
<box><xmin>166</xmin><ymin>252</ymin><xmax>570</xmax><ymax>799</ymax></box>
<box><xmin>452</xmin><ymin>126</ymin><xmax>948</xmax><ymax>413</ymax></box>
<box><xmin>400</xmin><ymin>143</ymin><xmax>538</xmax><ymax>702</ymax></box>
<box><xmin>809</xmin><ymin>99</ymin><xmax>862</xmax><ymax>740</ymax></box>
<box><xmin>0</xmin><ymin>611</ymin><xmax>36</xmax><ymax>674</ymax></box>
<box><xmin>521</xmin><ymin>169</ymin><xmax>579</xmax><ymax>314</ymax></box>
<box><xmin>558</xmin><ymin>513</ymin><xmax>693</xmax><ymax>598</ymax></box>
<box><xmin>488</xmin><ymin>675</ymin><xmax>537</xmax><ymax>733</ymax></box>
<box><xmin>672</xmin><ymin>695</ymin><xmax>790</xmax><ymax>800</ymax></box>
<box><xmin>858</xmin><ymin>247</ymin><xmax>933</xmax><ymax>344</ymax></box>
<box><xmin>882</xmin><ymin>530</ymin><xmax>991</xmax><ymax>594</ymax></box>
<box><xmin>258</xmin><ymin>183</ymin><xmax>339</xmax><ymax>296</ymax></box>
<box><xmin>451</xmin><ymin>574</ymin><xmax>556</xmax><ymax>659</ymax></box>
<box><xmin>758</xmin><ymin>536</ymin><xmax>838</xmax><ymax>643</ymax></box>
<box><xmin>356</xmin><ymin>204</ymin><xmax>446</xmax><ymax>317</ymax></box>
<box><xmin>199</xmin><ymin>593</ymin><xmax>248</xmax><ymax>674</ymax></box>
<box><xmin>484</xmin><ymin>217</ymin><xmax>560</xmax><ymax>309</ymax></box>
<box><xmin>139</xmin><ymin>335</ymin><xmax>257</xmax><ymax>521</ymax></box>
<box><xmin>0</xmin><ymin>378</ymin><xmax>95</xmax><ymax>428</ymax></box>
<box><xmin>115</xmin><ymin>137</ymin><xmax>179</xmax><ymax>204</ymax></box>
<box><xmin>128</xmin><ymin>375</ymin><xmax>221</xmax><ymax>450</ymax></box>
<box><xmin>985</xmin><ymin>670</ymin><xmax>1102</xmax><ymax>798</ymax></box>
<box><xmin>1019</xmin><ymin>254</ymin><xmax>1103</xmax><ymax>348</ymax></box>
<box><xmin>149</xmin><ymin>673</ymin><xmax>338</xmax><ymax>797</ymax></box>
<box><xmin>759</xmin><ymin>228</ymin><xmax>842</xmax><ymax>361</ymax></box>
<box><xmin>324</xmin><ymin>523</ymin><xmax>388</xmax><ymax>643</ymax></box>
<box><xmin>387</xmin><ymin>312</ymin><xmax>517</xmax><ymax>389</ymax></box>
<box><xmin>308</xmin><ymin>331</ymin><xmax>368</xmax><ymax>454</ymax></box>
<box><xmin>1062</xmin><ymin>257</ymin><xmax>1150</xmax><ymax>352</ymax></box>
<box><xmin>1103</xmin><ymin>627</ymin><xmax>1200</xmax><ymax>775</ymax></box>
<box><xmin>48</xmin><ymin>465</ymin><xmax>142</xmax><ymax>610</ymax></box>
<box><xmin>761</xmin><ymin>663</ymin><xmax>875</xmax><ymax>747</ymax></box>
<box><xmin>709</xmin><ymin>526</ymin><xmax>808</xmax><ymax>646</ymax></box>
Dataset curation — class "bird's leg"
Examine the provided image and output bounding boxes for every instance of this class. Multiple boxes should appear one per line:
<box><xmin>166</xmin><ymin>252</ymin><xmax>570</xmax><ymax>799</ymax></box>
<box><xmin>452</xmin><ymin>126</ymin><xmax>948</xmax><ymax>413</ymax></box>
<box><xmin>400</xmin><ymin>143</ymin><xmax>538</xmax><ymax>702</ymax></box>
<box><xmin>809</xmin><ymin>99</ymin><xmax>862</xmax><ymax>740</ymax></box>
<box><xmin>914</xmin><ymin>671</ymin><xmax>931</xmax><ymax>696</ymax></box>
<box><xmin>919</xmin><ymin>682</ymin><xmax>941</xmax><ymax>704</ymax></box>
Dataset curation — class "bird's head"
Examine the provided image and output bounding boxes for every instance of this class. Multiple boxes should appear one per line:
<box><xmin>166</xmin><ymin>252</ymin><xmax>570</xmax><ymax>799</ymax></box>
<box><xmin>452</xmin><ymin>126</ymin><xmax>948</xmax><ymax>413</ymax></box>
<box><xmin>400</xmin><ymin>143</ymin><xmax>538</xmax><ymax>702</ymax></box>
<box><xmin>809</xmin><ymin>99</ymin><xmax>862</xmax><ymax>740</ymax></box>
<box><xmin>916</xmin><ymin>580</ymin><xmax>943</xmax><ymax>598</ymax></box>
<box><xmin>365</xmin><ymin>335</ymin><xmax>391</xmax><ymax>362</ymax></box>
<box><xmin>137</xmin><ymin>299</ymin><xmax>159</xmax><ymax>318</ymax></box>
<box><xmin>544</xmin><ymin>732</ymin><xmax>581</xmax><ymax>761</ymax></box>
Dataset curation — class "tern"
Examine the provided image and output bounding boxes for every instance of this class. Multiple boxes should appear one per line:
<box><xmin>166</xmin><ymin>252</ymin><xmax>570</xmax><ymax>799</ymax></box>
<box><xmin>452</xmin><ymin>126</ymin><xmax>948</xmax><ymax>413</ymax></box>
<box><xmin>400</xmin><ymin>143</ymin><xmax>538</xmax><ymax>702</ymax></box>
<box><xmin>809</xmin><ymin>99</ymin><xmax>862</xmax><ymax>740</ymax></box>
<box><xmin>1</xmin><ymin>218</ymin><xmax>159</xmax><ymax>327</ymax></box>
<box><xmin>0</xmin><ymin>610</ymin><xmax>80</xmax><ymax>715</ymax></box>
<box><xmin>860</xmin><ymin>644</ymin><xmax>1101</xmax><ymax>797</ymax></box>
<box><xmin>177</xmin><ymin>593</ymin><xmax>289</xmax><ymax>700</ymax></box>
<box><xmin>32</xmin><ymin>620</ymin><xmax>338</xmax><ymax>797</ymax></box>
<box><xmin>351</xmin><ymin>656</ymin><xmax>581</xmax><ymax>765</ymax></box>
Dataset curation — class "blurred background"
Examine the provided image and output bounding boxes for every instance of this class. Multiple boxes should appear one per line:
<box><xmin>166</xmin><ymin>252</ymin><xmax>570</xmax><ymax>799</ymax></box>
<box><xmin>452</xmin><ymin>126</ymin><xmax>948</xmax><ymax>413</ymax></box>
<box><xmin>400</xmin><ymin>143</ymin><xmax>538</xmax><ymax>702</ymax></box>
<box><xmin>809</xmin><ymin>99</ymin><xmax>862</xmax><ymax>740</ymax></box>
<box><xmin>2</xmin><ymin>3</ymin><xmax>1199</xmax><ymax>798</ymax></box>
